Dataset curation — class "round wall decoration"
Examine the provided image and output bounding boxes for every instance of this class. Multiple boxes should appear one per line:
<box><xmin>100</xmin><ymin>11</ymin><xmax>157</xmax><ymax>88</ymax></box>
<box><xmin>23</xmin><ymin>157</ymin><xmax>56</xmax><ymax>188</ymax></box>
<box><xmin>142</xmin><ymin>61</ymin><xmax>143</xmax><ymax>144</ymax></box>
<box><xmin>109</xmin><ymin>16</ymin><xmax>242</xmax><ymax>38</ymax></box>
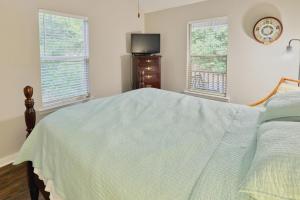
<box><xmin>253</xmin><ymin>17</ymin><xmax>283</xmax><ymax>45</ymax></box>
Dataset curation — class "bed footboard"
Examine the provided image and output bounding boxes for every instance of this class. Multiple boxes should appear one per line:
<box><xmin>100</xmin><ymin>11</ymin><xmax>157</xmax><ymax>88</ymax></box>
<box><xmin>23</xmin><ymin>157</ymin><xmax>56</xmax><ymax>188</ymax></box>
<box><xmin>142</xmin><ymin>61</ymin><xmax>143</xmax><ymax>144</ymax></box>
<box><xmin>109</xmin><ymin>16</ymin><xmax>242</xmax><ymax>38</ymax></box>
<box><xmin>24</xmin><ymin>86</ymin><xmax>50</xmax><ymax>200</ymax></box>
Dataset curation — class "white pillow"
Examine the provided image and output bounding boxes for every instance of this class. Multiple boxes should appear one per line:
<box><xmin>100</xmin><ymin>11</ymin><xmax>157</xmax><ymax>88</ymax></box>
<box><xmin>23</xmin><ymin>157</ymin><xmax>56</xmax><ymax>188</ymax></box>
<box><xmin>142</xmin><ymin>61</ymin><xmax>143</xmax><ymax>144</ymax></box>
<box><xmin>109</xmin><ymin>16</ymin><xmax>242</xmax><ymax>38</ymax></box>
<box><xmin>277</xmin><ymin>83</ymin><xmax>300</xmax><ymax>94</ymax></box>
<box><xmin>260</xmin><ymin>91</ymin><xmax>300</xmax><ymax>123</ymax></box>
<box><xmin>240</xmin><ymin>121</ymin><xmax>300</xmax><ymax>200</ymax></box>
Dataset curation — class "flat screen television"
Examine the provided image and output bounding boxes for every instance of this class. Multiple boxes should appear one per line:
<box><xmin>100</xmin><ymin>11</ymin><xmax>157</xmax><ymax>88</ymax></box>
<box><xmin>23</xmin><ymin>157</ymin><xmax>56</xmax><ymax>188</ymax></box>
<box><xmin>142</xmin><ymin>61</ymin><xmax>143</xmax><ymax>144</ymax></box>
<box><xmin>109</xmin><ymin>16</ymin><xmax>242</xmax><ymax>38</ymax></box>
<box><xmin>131</xmin><ymin>34</ymin><xmax>160</xmax><ymax>55</ymax></box>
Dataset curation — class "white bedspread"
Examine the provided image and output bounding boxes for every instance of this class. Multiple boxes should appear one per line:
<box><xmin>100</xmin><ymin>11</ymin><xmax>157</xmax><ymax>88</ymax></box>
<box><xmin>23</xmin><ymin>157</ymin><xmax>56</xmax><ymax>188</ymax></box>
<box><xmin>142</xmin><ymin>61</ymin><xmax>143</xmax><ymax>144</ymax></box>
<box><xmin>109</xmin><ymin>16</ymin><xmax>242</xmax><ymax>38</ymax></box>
<box><xmin>15</xmin><ymin>89</ymin><xmax>261</xmax><ymax>200</ymax></box>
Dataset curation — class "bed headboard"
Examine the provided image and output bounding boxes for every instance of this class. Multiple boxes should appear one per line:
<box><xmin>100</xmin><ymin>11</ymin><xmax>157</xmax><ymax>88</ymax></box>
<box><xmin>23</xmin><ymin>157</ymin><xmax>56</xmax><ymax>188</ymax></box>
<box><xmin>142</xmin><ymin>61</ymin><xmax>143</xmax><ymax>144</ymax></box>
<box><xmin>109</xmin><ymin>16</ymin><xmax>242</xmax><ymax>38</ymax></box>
<box><xmin>250</xmin><ymin>77</ymin><xmax>300</xmax><ymax>107</ymax></box>
<box><xmin>24</xmin><ymin>86</ymin><xmax>36</xmax><ymax>137</ymax></box>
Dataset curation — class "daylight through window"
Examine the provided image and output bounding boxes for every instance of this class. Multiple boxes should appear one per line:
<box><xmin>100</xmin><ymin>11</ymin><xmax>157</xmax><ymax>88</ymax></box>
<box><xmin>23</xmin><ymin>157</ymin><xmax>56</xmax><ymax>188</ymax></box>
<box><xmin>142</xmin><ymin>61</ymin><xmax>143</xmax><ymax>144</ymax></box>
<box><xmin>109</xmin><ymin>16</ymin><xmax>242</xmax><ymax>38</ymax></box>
<box><xmin>187</xmin><ymin>17</ymin><xmax>228</xmax><ymax>97</ymax></box>
<box><xmin>39</xmin><ymin>10</ymin><xmax>89</xmax><ymax>108</ymax></box>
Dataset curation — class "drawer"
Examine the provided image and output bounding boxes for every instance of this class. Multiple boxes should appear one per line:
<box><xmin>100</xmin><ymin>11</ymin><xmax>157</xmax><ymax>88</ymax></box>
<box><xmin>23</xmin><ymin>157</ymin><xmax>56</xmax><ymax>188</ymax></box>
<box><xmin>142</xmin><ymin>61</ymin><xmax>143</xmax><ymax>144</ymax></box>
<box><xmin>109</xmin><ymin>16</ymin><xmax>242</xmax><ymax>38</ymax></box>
<box><xmin>143</xmin><ymin>74</ymin><xmax>160</xmax><ymax>86</ymax></box>
<box><xmin>139</xmin><ymin>66</ymin><xmax>160</xmax><ymax>73</ymax></box>
<box><xmin>143</xmin><ymin>82</ymin><xmax>160</xmax><ymax>89</ymax></box>
<box><xmin>142</xmin><ymin>73</ymin><xmax>160</xmax><ymax>83</ymax></box>
<box><xmin>138</xmin><ymin>58</ymin><xmax>159</xmax><ymax>65</ymax></box>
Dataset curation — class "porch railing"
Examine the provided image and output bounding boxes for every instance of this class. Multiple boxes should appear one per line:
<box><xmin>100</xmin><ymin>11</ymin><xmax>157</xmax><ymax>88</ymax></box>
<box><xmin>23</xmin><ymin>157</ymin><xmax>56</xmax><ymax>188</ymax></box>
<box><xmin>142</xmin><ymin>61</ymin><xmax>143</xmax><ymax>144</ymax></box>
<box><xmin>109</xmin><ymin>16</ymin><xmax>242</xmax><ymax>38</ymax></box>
<box><xmin>190</xmin><ymin>70</ymin><xmax>227</xmax><ymax>95</ymax></box>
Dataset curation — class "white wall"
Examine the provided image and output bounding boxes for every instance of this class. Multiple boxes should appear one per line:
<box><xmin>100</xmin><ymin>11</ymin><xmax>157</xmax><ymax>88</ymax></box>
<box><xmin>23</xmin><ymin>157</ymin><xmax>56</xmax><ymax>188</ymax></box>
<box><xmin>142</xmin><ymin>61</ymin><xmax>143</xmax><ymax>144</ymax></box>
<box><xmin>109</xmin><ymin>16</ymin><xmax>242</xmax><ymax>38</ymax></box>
<box><xmin>0</xmin><ymin>0</ymin><xmax>143</xmax><ymax>161</ymax></box>
<box><xmin>140</xmin><ymin>0</ymin><xmax>207</xmax><ymax>13</ymax></box>
<box><xmin>145</xmin><ymin>0</ymin><xmax>300</xmax><ymax>104</ymax></box>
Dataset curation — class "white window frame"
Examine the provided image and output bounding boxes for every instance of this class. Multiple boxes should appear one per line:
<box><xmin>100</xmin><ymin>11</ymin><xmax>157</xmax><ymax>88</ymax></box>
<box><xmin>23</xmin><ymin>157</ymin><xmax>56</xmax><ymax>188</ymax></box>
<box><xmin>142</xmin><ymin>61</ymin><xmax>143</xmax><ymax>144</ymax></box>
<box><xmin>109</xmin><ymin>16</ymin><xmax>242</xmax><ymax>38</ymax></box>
<box><xmin>38</xmin><ymin>9</ymin><xmax>90</xmax><ymax>110</ymax></box>
<box><xmin>185</xmin><ymin>17</ymin><xmax>229</xmax><ymax>101</ymax></box>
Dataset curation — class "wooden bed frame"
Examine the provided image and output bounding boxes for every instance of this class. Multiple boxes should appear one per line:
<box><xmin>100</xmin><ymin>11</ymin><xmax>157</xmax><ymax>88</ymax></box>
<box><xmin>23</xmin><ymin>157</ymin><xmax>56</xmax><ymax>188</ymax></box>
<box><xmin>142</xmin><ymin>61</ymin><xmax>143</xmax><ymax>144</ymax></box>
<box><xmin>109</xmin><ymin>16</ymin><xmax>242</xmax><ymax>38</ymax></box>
<box><xmin>23</xmin><ymin>86</ymin><xmax>50</xmax><ymax>200</ymax></box>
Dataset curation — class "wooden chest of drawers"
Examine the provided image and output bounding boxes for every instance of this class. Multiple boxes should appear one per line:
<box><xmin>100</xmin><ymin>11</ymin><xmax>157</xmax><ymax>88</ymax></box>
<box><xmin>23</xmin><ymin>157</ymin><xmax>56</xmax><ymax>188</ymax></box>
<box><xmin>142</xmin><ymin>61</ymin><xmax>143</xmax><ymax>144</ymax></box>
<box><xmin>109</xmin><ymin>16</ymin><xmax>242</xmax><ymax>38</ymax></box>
<box><xmin>132</xmin><ymin>55</ymin><xmax>161</xmax><ymax>89</ymax></box>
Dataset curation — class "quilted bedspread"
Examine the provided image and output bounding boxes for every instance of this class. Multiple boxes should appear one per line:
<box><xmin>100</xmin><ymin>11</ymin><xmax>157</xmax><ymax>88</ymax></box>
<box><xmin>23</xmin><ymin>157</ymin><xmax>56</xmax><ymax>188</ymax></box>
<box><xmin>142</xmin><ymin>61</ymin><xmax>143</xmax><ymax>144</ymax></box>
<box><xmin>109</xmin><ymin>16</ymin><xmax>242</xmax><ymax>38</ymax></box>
<box><xmin>15</xmin><ymin>89</ymin><xmax>261</xmax><ymax>200</ymax></box>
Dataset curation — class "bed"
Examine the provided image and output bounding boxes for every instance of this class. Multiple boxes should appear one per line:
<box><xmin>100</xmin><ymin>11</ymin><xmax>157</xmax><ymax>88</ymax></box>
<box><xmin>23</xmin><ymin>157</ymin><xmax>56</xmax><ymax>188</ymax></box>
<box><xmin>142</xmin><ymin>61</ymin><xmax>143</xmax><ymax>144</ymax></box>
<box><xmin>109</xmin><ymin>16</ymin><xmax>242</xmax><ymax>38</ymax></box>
<box><xmin>15</xmin><ymin>86</ymin><xmax>300</xmax><ymax>200</ymax></box>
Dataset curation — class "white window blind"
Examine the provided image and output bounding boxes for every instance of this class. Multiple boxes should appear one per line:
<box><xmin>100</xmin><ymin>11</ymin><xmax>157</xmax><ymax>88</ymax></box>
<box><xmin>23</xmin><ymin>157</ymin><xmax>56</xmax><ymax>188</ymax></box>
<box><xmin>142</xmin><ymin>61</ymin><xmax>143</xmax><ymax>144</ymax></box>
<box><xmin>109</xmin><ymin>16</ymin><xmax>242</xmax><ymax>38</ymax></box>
<box><xmin>39</xmin><ymin>10</ymin><xmax>89</xmax><ymax>108</ymax></box>
<box><xmin>187</xmin><ymin>17</ymin><xmax>228</xmax><ymax>97</ymax></box>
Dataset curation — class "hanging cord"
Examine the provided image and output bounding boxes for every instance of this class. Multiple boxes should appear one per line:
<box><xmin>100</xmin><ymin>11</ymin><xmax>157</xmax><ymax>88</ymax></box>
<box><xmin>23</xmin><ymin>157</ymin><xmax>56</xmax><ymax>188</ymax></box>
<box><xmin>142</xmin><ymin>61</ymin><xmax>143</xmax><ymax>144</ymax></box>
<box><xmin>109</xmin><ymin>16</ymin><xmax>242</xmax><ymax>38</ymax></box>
<box><xmin>138</xmin><ymin>0</ymin><xmax>141</xmax><ymax>18</ymax></box>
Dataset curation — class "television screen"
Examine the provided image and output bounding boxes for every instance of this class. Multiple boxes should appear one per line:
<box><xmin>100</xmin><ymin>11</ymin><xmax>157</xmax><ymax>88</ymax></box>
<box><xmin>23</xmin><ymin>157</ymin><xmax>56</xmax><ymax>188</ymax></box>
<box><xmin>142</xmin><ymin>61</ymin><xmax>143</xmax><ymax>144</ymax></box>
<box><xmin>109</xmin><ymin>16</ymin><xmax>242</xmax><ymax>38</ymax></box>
<box><xmin>131</xmin><ymin>34</ymin><xmax>160</xmax><ymax>54</ymax></box>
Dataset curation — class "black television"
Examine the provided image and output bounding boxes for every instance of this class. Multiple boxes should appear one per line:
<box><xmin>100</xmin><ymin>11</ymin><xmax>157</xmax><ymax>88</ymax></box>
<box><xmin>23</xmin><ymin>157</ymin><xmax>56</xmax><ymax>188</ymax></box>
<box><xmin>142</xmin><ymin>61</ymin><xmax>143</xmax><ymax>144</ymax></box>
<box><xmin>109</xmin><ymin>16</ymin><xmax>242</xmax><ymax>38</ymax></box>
<box><xmin>131</xmin><ymin>33</ymin><xmax>160</xmax><ymax>55</ymax></box>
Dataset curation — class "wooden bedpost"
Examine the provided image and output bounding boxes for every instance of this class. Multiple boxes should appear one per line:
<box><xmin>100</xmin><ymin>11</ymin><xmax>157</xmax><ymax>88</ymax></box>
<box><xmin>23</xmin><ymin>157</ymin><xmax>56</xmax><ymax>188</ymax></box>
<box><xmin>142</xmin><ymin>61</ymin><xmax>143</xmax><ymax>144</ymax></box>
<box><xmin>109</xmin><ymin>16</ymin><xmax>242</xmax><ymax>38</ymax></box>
<box><xmin>24</xmin><ymin>86</ymin><xmax>36</xmax><ymax>137</ymax></box>
<box><xmin>24</xmin><ymin>86</ymin><xmax>39</xmax><ymax>200</ymax></box>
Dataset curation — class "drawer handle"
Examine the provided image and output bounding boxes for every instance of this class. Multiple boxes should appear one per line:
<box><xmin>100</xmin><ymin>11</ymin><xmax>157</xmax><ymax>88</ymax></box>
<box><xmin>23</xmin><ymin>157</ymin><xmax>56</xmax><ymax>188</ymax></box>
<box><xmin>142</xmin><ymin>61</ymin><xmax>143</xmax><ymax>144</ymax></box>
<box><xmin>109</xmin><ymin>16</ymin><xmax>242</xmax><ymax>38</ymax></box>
<box><xmin>146</xmin><ymin>75</ymin><xmax>153</xmax><ymax>79</ymax></box>
<box><xmin>146</xmin><ymin>59</ymin><xmax>151</xmax><ymax>63</ymax></box>
<box><xmin>145</xmin><ymin>67</ymin><xmax>153</xmax><ymax>71</ymax></box>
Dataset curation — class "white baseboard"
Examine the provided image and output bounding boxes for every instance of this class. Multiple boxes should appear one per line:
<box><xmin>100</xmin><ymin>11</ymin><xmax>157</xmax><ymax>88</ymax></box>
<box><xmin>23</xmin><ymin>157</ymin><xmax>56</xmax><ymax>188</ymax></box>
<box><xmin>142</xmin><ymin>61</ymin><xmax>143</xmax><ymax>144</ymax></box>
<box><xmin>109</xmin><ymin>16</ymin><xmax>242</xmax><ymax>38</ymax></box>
<box><xmin>0</xmin><ymin>153</ymin><xmax>18</xmax><ymax>168</ymax></box>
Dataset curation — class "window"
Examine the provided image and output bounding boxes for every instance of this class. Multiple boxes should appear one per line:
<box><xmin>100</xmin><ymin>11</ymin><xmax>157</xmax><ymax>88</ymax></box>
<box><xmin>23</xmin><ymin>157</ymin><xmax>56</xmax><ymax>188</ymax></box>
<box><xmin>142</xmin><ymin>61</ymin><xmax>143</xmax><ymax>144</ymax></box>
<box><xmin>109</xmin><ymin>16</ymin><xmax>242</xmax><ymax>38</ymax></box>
<box><xmin>39</xmin><ymin>10</ymin><xmax>89</xmax><ymax>108</ymax></box>
<box><xmin>187</xmin><ymin>17</ymin><xmax>228</xmax><ymax>97</ymax></box>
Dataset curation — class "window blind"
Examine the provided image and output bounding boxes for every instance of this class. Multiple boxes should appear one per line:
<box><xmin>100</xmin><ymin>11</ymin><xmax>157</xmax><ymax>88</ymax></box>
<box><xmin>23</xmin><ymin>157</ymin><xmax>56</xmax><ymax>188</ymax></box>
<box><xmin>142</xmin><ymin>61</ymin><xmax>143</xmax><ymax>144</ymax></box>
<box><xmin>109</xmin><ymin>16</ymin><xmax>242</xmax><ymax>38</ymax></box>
<box><xmin>39</xmin><ymin>10</ymin><xmax>89</xmax><ymax>108</ymax></box>
<box><xmin>187</xmin><ymin>17</ymin><xmax>228</xmax><ymax>97</ymax></box>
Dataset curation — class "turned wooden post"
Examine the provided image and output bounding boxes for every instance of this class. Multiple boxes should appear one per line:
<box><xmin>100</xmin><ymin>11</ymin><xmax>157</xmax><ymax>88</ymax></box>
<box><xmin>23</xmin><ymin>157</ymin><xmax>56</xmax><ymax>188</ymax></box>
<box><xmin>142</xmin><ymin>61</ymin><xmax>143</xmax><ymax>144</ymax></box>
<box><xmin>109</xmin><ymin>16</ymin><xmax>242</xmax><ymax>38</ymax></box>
<box><xmin>24</xmin><ymin>86</ymin><xmax>36</xmax><ymax>137</ymax></box>
<box><xmin>24</xmin><ymin>86</ymin><xmax>39</xmax><ymax>200</ymax></box>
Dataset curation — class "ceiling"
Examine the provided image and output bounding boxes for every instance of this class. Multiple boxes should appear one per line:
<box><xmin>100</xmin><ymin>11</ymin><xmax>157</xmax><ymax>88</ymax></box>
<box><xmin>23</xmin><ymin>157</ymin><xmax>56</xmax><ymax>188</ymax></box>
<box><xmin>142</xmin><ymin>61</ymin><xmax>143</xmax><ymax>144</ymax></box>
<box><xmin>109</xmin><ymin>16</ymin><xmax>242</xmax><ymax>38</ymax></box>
<box><xmin>140</xmin><ymin>0</ymin><xmax>208</xmax><ymax>13</ymax></box>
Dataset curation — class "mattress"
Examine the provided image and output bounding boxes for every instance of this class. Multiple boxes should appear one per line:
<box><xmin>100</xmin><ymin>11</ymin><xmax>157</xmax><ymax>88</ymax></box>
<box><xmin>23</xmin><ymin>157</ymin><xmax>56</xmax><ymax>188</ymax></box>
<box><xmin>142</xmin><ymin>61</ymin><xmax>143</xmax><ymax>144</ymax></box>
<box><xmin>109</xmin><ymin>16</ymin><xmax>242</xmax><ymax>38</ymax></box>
<box><xmin>15</xmin><ymin>88</ymin><xmax>261</xmax><ymax>200</ymax></box>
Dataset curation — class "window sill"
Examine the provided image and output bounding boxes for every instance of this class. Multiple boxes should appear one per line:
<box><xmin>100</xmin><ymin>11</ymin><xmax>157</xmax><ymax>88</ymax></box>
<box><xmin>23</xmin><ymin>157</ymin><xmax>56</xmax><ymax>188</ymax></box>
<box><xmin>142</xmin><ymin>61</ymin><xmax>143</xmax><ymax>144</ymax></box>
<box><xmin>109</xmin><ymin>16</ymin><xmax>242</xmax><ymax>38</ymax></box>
<box><xmin>184</xmin><ymin>90</ymin><xmax>230</xmax><ymax>102</ymax></box>
<box><xmin>39</xmin><ymin>96</ymin><xmax>95</xmax><ymax>115</ymax></box>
